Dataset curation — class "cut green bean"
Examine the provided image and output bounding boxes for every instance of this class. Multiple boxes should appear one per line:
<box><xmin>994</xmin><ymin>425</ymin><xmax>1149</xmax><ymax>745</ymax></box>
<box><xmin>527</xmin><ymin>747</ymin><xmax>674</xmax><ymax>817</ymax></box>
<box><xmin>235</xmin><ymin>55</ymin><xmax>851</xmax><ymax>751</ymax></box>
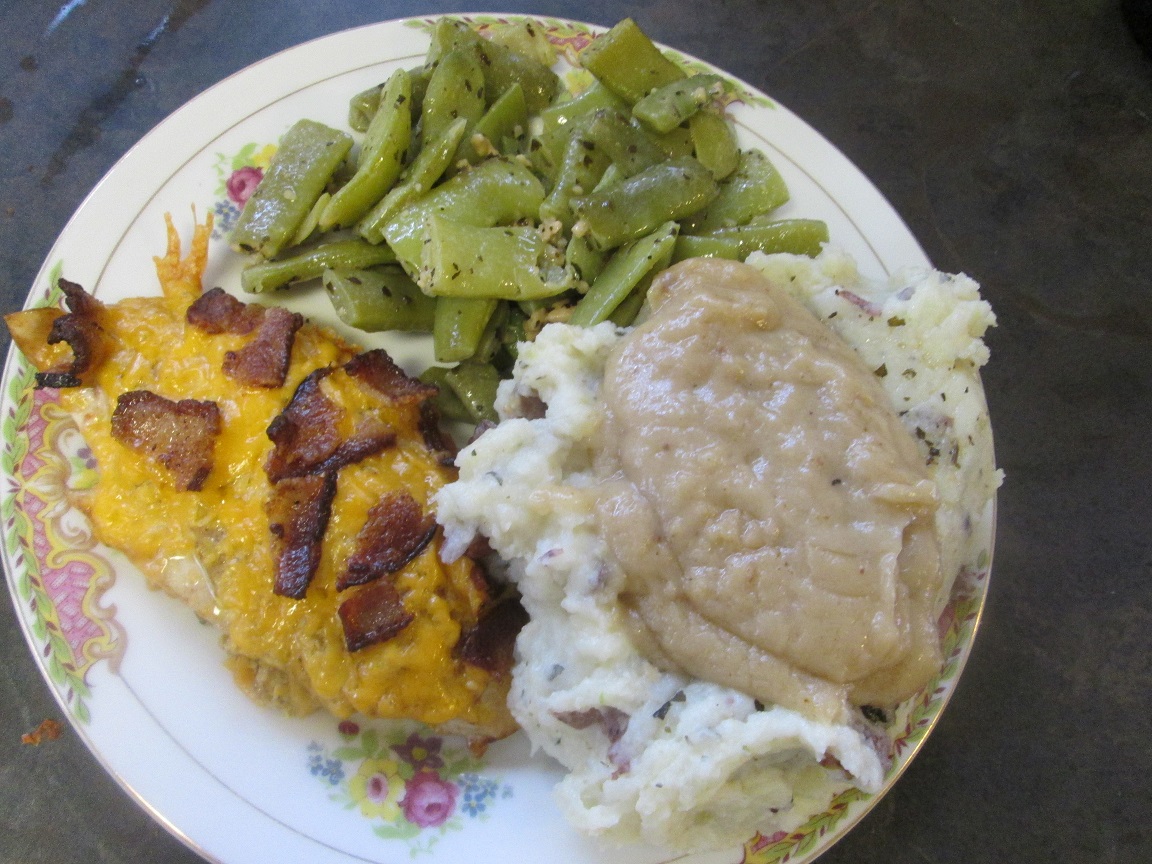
<box><xmin>568</xmin><ymin>221</ymin><xmax>678</xmax><ymax>326</ymax></box>
<box><xmin>357</xmin><ymin>117</ymin><xmax>468</xmax><ymax>243</ymax></box>
<box><xmin>319</xmin><ymin>69</ymin><xmax>412</xmax><ymax>230</ymax></box>
<box><xmin>530</xmin><ymin>81</ymin><xmax>630</xmax><ymax>176</ymax></box>
<box><xmin>348</xmin><ymin>84</ymin><xmax>382</xmax><ymax>133</ymax></box>
<box><xmin>584</xmin><ymin>109</ymin><xmax>667</xmax><ymax>177</ymax></box>
<box><xmin>382</xmin><ymin>157</ymin><xmax>545</xmax><ymax>274</ymax></box>
<box><xmin>579</xmin><ymin>18</ymin><xmax>685</xmax><ymax>104</ymax></box>
<box><xmin>421</xmin><ymin>48</ymin><xmax>486</xmax><ymax>145</ymax></box>
<box><xmin>323</xmin><ymin>266</ymin><xmax>436</xmax><ymax>332</ymax></box>
<box><xmin>451</xmin><ymin>83</ymin><xmax>528</xmax><ymax>170</ymax></box>
<box><xmin>419</xmin><ymin>365</ymin><xmax>474</xmax><ymax>422</ymax></box>
<box><xmin>688</xmin><ymin>108</ymin><xmax>739</xmax><ymax>179</ymax></box>
<box><xmin>539</xmin><ymin>114</ymin><xmax>613</xmax><ymax>228</ymax></box>
<box><xmin>484</xmin><ymin>19</ymin><xmax>558</xmax><ymax>67</ymax></box>
<box><xmin>682</xmin><ymin>149</ymin><xmax>790</xmax><ymax>233</ymax></box>
<box><xmin>444</xmin><ymin>360</ymin><xmax>502</xmax><ymax>424</ymax></box>
<box><xmin>572</xmin><ymin>156</ymin><xmax>719</xmax><ymax>251</ymax></box>
<box><xmin>430</xmin><ymin>19</ymin><xmax>561</xmax><ymax>115</ymax></box>
<box><xmin>240</xmin><ymin>238</ymin><xmax>396</xmax><ymax>293</ymax></box>
<box><xmin>230</xmin><ymin>119</ymin><xmax>353</xmax><ymax>259</ymax></box>
<box><xmin>671</xmin><ymin>218</ymin><xmax>829</xmax><ymax>262</ymax></box>
<box><xmin>633</xmin><ymin>74</ymin><xmax>724</xmax><ymax>133</ymax></box>
<box><xmin>421</xmin><ymin>215</ymin><xmax>570</xmax><ymax>301</ymax></box>
<box><xmin>433</xmin><ymin>296</ymin><xmax>499</xmax><ymax>363</ymax></box>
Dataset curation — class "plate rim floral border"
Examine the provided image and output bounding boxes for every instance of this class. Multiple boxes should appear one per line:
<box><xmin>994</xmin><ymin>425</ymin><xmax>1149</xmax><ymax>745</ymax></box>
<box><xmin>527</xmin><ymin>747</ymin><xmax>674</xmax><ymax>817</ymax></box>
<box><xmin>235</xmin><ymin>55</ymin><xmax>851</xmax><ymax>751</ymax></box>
<box><xmin>0</xmin><ymin>13</ymin><xmax>994</xmax><ymax>864</ymax></box>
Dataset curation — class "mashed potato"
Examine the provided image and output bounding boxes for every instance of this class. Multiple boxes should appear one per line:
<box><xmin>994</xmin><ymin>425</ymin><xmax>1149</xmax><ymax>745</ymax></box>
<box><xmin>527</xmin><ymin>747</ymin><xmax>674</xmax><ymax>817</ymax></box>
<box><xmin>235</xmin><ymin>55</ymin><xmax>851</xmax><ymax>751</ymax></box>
<box><xmin>435</xmin><ymin>248</ymin><xmax>998</xmax><ymax>851</ymax></box>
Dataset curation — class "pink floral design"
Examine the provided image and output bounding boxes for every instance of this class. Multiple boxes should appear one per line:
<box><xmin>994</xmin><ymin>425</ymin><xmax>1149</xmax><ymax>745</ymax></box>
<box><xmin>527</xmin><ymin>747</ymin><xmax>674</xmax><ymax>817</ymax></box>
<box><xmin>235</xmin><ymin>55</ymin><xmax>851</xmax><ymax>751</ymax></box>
<box><xmin>401</xmin><ymin>770</ymin><xmax>459</xmax><ymax>828</ymax></box>
<box><xmin>225</xmin><ymin>165</ymin><xmax>264</xmax><ymax>205</ymax></box>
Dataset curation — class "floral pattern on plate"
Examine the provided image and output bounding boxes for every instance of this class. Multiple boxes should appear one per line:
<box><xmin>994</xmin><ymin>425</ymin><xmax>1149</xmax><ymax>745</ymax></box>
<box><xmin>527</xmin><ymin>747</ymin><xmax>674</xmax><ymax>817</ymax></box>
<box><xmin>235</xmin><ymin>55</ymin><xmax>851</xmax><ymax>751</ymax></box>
<box><xmin>309</xmin><ymin>721</ymin><xmax>511</xmax><ymax>853</ymax></box>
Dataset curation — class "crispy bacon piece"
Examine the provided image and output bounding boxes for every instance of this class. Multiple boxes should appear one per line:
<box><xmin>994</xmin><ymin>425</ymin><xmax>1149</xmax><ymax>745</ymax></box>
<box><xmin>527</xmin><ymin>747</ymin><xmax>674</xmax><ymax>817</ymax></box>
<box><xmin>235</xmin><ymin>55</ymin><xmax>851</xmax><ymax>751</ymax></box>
<box><xmin>223</xmin><ymin>306</ymin><xmax>303</xmax><ymax>388</ymax></box>
<box><xmin>185</xmin><ymin>287</ymin><xmax>263</xmax><ymax>334</ymax></box>
<box><xmin>110</xmin><ymin>390</ymin><xmax>221</xmax><ymax>491</ymax></box>
<box><xmin>344</xmin><ymin>349</ymin><xmax>438</xmax><ymax>405</ymax></box>
<box><xmin>456</xmin><ymin>596</ymin><xmax>528</xmax><ymax>674</ymax></box>
<box><xmin>418</xmin><ymin>400</ymin><xmax>458</xmax><ymax>466</ymax></box>
<box><xmin>552</xmin><ymin>705</ymin><xmax>630</xmax><ymax>744</ymax></box>
<box><xmin>338</xmin><ymin>577</ymin><xmax>414</xmax><ymax>652</ymax></box>
<box><xmin>337</xmin><ymin>491</ymin><xmax>437</xmax><ymax>590</ymax></box>
<box><xmin>267</xmin><ymin>472</ymin><xmax>338</xmax><ymax>599</ymax></box>
<box><xmin>264</xmin><ymin>368</ymin><xmax>396</xmax><ymax>482</ymax></box>
<box><xmin>4</xmin><ymin>278</ymin><xmax>109</xmax><ymax>388</ymax></box>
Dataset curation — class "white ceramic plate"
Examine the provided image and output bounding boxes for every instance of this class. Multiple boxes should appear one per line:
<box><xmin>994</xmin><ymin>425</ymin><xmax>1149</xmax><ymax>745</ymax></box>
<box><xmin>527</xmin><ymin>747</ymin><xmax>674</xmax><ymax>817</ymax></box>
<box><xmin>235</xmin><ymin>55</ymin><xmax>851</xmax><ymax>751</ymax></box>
<box><xmin>0</xmin><ymin>15</ymin><xmax>992</xmax><ymax>864</ymax></box>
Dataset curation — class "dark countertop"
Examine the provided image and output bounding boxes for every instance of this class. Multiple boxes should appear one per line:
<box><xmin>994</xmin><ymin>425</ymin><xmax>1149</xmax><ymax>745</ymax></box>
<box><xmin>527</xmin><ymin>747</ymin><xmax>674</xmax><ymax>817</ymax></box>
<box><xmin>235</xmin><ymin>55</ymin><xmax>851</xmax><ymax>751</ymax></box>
<box><xmin>1</xmin><ymin>2</ymin><xmax>1149</xmax><ymax>862</ymax></box>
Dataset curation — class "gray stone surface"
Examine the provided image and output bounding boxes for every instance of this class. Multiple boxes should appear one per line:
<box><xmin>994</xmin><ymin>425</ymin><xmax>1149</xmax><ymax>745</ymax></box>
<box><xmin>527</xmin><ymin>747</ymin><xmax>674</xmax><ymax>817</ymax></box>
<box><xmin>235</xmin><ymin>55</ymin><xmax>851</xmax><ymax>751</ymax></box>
<box><xmin>1</xmin><ymin>1</ymin><xmax>1149</xmax><ymax>862</ymax></box>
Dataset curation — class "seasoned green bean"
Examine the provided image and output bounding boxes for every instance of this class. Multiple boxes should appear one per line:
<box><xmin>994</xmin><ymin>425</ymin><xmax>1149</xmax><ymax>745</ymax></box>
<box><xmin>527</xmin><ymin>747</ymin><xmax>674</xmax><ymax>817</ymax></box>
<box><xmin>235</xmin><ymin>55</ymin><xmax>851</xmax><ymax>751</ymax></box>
<box><xmin>584</xmin><ymin>109</ymin><xmax>667</xmax><ymax>177</ymax></box>
<box><xmin>568</xmin><ymin>221</ymin><xmax>678</xmax><ymax>326</ymax></box>
<box><xmin>382</xmin><ymin>157</ymin><xmax>545</xmax><ymax>273</ymax></box>
<box><xmin>444</xmin><ymin>360</ymin><xmax>502</xmax><ymax>424</ymax></box>
<box><xmin>451</xmin><ymin>83</ymin><xmax>528</xmax><ymax>170</ymax></box>
<box><xmin>421</xmin><ymin>215</ymin><xmax>569</xmax><ymax>301</ymax></box>
<box><xmin>688</xmin><ymin>108</ymin><xmax>739</xmax><ymax>179</ymax></box>
<box><xmin>419</xmin><ymin>365</ymin><xmax>474</xmax><ymax>423</ymax></box>
<box><xmin>421</xmin><ymin>48</ymin><xmax>486</xmax><ymax>146</ymax></box>
<box><xmin>240</xmin><ymin>238</ymin><xmax>396</xmax><ymax>293</ymax></box>
<box><xmin>357</xmin><ymin>117</ymin><xmax>468</xmax><ymax>243</ymax></box>
<box><xmin>433</xmin><ymin>296</ymin><xmax>499</xmax><ymax>363</ymax></box>
<box><xmin>579</xmin><ymin>18</ymin><xmax>685</xmax><ymax>104</ymax></box>
<box><xmin>632</xmin><ymin>74</ymin><xmax>724</xmax><ymax>133</ymax></box>
<box><xmin>530</xmin><ymin>81</ymin><xmax>629</xmax><ymax>176</ymax></box>
<box><xmin>682</xmin><ymin>148</ymin><xmax>790</xmax><ymax>233</ymax></box>
<box><xmin>539</xmin><ymin>114</ymin><xmax>613</xmax><ymax>228</ymax></box>
<box><xmin>572</xmin><ymin>155</ymin><xmax>719</xmax><ymax>250</ymax></box>
<box><xmin>319</xmin><ymin>69</ymin><xmax>412</xmax><ymax>230</ymax></box>
<box><xmin>323</xmin><ymin>265</ymin><xmax>436</xmax><ymax>332</ymax></box>
<box><xmin>671</xmin><ymin>218</ymin><xmax>829</xmax><ymax>262</ymax></box>
<box><xmin>230</xmin><ymin>119</ymin><xmax>352</xmax><ymax>259</ymax></box>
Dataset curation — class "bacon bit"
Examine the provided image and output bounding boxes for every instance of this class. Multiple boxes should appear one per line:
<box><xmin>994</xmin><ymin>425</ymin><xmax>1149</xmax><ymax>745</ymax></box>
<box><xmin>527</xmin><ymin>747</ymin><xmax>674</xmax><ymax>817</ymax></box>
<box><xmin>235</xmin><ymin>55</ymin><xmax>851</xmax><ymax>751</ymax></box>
<box><xmin>21</xmin><ymin>718</ymin><xmax>64</xmax><ymax>745</ymax></box>
<box><xmin>338</xmin><ymin>577</ymin><xmax>414</xmax><ymax>652</ymax></box>
<box><xmin>6</xmin><ymin>278</ymin><xmax>110</xmax><ymax>388</ymax></box>
<box><xmin>418</xmin><ymin>399</ymin><xmax>457</xmax><ymax>465</ymax></box>
<box><xmin>264</xmin><ymin>369</ymin><xmax>396</xmax><ymax>482</ymax></box>
<box><xmin>344</xmin><ymin>349</ymin><xmax>438</xmax><ymax>406</ymax></box>
<box><xmin>223</xmin><ymin>306</ymin><xmax>303</xmax><ymax>388</ymax></box>
<box><xmin>553</xmin><ymin>705</ymin><xmax>630</xmax><ymax>744</ymax></box>
<box><xmin>185</xmin><ymin>287</ymin><xmax>263</xmax><ymax>334</ymax></box>
<box><xmin>110</xmin><ymin>390</ymin><xmax>221</xmax><ymax>491</ymax></box>
<box><xmin>456</xmin><ymin>596</ymin><xmax>528</xmax><ymax>674</ymax></box>
<box><xmin>337</xmin><ymin>491</ymin><xmax>437</xmax><ymax>590</ymax></box>
<box><xmin>267</xmin><ymin>472</ymin><xmax>337</xmax><ymax>598</ymax></box>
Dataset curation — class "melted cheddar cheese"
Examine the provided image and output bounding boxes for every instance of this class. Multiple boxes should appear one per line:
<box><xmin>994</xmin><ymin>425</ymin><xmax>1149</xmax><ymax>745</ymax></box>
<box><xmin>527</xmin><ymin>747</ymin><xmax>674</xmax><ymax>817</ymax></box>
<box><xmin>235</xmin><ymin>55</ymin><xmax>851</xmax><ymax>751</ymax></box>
<box><xmin>55</xmin><ymin>216</ymin><xmax>512</xmax><ymax>734</ymax></box>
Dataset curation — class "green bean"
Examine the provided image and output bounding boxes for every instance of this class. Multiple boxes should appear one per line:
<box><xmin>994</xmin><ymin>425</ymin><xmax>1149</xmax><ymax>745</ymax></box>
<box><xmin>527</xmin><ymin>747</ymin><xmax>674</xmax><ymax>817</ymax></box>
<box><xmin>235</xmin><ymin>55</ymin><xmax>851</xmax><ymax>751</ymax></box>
<box><xmin>584</xmin><ymin>109</ymin><xmax>667</xmax><ymax>177</ymax></box>
<box><xmin>645</xmin><ymin>121</ymin><xmax>695</xmax><ymax>159</ymax></box>
<box><xmin>419</xmin><ymin>365</ymin><xmax>474</xmax><ymax>423</ymax></box>
<box><xmin>319</xmin><ymin>69</ymin><xmax>412</xmax><ymax>231</ymax></box>
<box><xmin>688</xmin><ymin>108</ymin><xmax>739</xmax><ymax>179</ymax></box>
<box><xmin>382</xmin><ymin>157</ymin><xmax>545</xmax><ymax>274</ymax></box>
<box><xmin>682</xmin><ymin>149</ymin><xmax>790</xmax><ymax>233</ymax></box>
<box><xmin>322</xmin><ymin>265</ymin><xmax>435</xmax><ymax>332</ymax></box>
<box><xmin>289</xmin><ymin>191</ymin><xmax>329</xmax><ymax>247</ymax></box>
<box><xmin>444</xmin><ymin>360</ymin><xmax>502</xmax><ymax>424</ymax></box>
<box><xmin>451</xmin><ymin>83</ymin><xmax>528</xmax><ymax>170</ymax></box>
<box><xmin>566</xmin><ymin>232</ymin><xmax>609</xmax><ymax>284</ymax></box>
<box><xmin>433</xmin><ymin>296</ymin><xmax>499</xmax><ymax>363</ymax></box>
<box><xmin>421</xmin><ymin>215</ymin><xmax>569</xmax><ymax>301</ymax></box>
<box><xmin>348</xmin><ymin>84</ymin><xmax>382</xmax><ymax>133</ymax></box>
<box><xmin>632</xmin><ymin>74</ymin><xmax>724</xmax><ymax>133</ymax></box>
<box><xmin>572</xmin><ymin>156</ymin><xmax>719</xmax><ymax>251</ymax></box>
<box><xmin>357</xmin><ymin>117</ymin><xmax>468</xmax><ymax>244</ymax></box>
<box><xmin>579</xmin><ymin>18</ymin><xmax>685</xmax><ymax>104</ymax></box>
<box><xmin>568</xmin><ymin>221</ymin><xmax>678</xmax><ymax>326</ymax></box>
<box><xmin>539</xmin><ymin>114</ymin><xmax>613</xmax><ymax>228</ymax></box>
<box><xmin>484</xmin><ymin>19</ymin><xmax>557</xmax><ymax>67</ymax></box>
<box><xmin>671</xmin><ymin>218</ymin><xmax>829</xmax><ymax>262</ymax></box>
<box><xmin>421</xmin><ymin>48</ymin><xmax>486</xmax><ymax>145</ymax></box>
<box><xmin>530</xmin><ymin>81</ymin><xmax>629</xmax><ymax>177</ymax></box>
<box><xmin>230</xmin><ymin>119</ymin><xmax>352</xmax><ymax>259</ymax></box>
<box><xmin>429</xmin><ymin>19</ymin><xmax>561</xmax><ymax>115</ymax></box>
<box><xmin>240</xmin><ymin>238</ymin><xmax>396</xmax><ymax>293</ymax></box>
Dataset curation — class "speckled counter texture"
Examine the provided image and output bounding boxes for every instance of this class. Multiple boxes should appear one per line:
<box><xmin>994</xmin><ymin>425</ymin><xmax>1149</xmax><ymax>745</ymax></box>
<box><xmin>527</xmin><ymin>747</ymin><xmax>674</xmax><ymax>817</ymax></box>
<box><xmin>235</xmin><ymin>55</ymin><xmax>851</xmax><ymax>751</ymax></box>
<box><xmin>1</xmin><ymin>2</ymin><xmax>1149</xmax><ymax>862</ymax></box>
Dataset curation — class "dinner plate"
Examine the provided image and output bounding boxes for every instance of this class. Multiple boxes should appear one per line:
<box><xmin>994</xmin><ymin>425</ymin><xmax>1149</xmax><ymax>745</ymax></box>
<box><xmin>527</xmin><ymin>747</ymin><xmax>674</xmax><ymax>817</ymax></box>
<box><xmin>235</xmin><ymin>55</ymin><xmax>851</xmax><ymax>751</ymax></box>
<box><xmin>0</xmin><ymin>14</ymin><xmax>993</xmax><ymax>864</ymax></box>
